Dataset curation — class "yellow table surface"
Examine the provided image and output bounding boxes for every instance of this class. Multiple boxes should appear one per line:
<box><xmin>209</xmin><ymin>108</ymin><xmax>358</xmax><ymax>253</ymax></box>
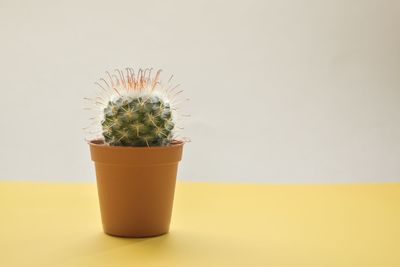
<box><xmin>0</xmin><ymin>181</ymin><xmax>399</xmax><ymax>267</ymax></box>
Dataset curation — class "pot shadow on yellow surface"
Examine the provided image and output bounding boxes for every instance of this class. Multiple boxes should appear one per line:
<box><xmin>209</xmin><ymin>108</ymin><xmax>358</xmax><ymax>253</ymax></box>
<box><xmin>57</xmin><ymin>228</ymin><xmax>265</xmax><ymax>267</ymax></box>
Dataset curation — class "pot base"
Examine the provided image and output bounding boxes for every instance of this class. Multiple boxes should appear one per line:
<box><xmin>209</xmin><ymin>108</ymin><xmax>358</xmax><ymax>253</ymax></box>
<box><xmin>104</xmin><ymin>230</ymin><xmax>169</xmax><ymax>238</ymax></box>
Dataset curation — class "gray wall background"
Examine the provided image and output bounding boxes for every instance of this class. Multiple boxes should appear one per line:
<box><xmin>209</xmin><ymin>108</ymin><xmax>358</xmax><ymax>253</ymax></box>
<box><xmin>0</xmin><ymin>0</ymin><xmax>399</xmax><ymax>183</ymax></box>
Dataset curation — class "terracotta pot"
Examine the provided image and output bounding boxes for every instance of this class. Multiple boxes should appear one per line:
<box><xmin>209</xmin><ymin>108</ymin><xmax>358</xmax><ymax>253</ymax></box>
<box><xmin>89</xmin><ymin>140</ymin><xmax>184</xmax><ymax>237</ymax></box>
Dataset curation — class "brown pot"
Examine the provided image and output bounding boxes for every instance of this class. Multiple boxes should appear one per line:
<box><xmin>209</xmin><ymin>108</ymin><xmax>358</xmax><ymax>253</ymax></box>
<box><xmin>89</xmin><ymin>140</ymin><xmax>184</xmax><ymax>237</ymax></box>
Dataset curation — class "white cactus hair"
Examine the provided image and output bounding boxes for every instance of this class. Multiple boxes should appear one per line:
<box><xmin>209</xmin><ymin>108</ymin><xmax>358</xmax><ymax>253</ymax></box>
<box><xmin>84</xmin><ymin>67</ymin><xmax>190</xmax><ymax>144</ymax></box>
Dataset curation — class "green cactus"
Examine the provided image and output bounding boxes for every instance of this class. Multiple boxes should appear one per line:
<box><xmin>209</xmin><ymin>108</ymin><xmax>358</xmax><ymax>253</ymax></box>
<box><xmin>101</xmin><ymin>94</ymin><xmax>174</xmax><ymax>147</ymax></box>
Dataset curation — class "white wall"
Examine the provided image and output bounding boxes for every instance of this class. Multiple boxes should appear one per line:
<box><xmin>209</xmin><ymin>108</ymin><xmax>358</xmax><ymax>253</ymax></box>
<box><xmin>0</xmin><ymin>0</ymin><xmax>399</xmax><ymax>183</ymax></box>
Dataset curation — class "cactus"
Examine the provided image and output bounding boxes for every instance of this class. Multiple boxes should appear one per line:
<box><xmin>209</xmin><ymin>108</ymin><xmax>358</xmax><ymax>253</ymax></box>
<box><xmin>84</xmin><ymin>68</ymin><xmax>187</xmax><ymax>147</ymax></box>
<box><xmin>101</xmin><ymin>94</ymin><xmax>174</xmax><ymax>146</ymax></box>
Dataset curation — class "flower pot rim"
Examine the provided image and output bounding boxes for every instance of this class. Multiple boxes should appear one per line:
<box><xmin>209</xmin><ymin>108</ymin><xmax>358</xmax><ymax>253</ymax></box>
<box><xmin>88</xmin><ymin>139</ymin><xmax>184</xmax><ymax>151</ymax></box>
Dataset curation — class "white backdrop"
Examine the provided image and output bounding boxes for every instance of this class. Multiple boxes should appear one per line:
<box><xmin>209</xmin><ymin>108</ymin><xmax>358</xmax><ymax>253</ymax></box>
<box><xmin>0</xmin><ymin>0</ymin><xmax>399</xmax><ymax>183</ymax></box>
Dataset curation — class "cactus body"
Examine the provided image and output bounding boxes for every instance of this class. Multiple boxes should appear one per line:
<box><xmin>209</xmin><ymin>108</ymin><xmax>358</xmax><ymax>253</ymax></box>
<box><xmin>101</xmin><ymin>94</ymin><xmax>174</xmax><ymax>146</ymax></box>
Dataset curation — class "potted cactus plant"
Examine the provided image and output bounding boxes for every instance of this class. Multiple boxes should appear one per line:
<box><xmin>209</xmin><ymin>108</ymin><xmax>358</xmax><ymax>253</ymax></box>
<box><xmin>86</xmin><ymin>68</ymin><xmax>187</xmax><ymax>237</ymax></box>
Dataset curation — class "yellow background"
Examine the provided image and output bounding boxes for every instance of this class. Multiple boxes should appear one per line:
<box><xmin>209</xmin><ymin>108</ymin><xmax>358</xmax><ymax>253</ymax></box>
<box><xmin>0</xmin><ymin>182</ymin><xmax>399</xmax><ymax>266</ymax></box>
